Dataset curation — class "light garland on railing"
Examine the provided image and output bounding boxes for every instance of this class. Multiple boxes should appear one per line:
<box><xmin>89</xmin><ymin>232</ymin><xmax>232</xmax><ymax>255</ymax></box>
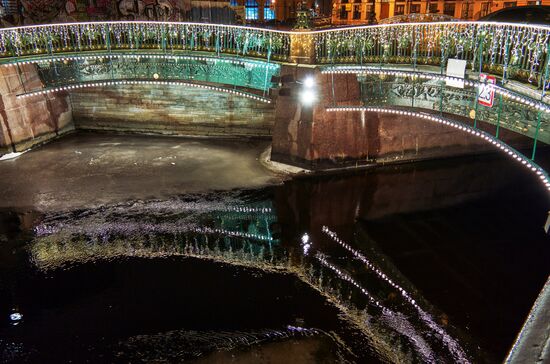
<box><xmin>1</xmin><ymin>53</ymin><xmax>278</xmax><ymax>70</ymax></box>
<box><xmin>0</xmin><ymin>22</ymin><xmax>292</xmax><ymax>62</ymax></box>
<box><xmin>326</xmin><ymin>106</ymin><xmax>550</xmax><ymax>193</ymax></box>
<box><xmin>16</xmin><ymin>80</ymin><xmax>272</xmax><ymax>103</ymax></box>
<box><xmin>1</xmin><ymin>22</ymin><xmax>548</xmax><ymax>76</ymax></box>
<box><xmin>321</xmin><ymin>67</ymin><xmax>550</xmax><ymax>113</ymax></box>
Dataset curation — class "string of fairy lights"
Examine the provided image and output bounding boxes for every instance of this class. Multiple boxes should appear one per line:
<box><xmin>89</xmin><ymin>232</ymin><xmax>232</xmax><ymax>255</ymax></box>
<box><xmin>326</xmin><ymin>107</ymin><xmax>550</xmax><ymax>193</ymax></box>
<box><xmin>16</xmin><ymin>80</ymin><xmax>271</xmax><ymax>103</ymax></box>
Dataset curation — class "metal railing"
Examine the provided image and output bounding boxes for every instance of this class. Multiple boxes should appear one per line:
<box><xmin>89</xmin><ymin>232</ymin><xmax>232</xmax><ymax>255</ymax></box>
<box><xmin>312</xmin><ymin>22</ymin><xmax>550</xmax><ymax>87</ymax></box>
<box><xmin>0</xmin><ymin>22</ymin><xmax>292</xmax><ymax>61</ymax></box>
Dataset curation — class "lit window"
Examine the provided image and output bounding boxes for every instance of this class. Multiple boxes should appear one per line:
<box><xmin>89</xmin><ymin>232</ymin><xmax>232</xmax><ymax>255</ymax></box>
<box><xmin>246</xmin><ymin>0</ymin><xmax>259</xmax><ymax>19</ymax></box>
<box><xmin>394</xmin><ymin>4</ymin><xmax>405</xmax><ymax>15</ymax></box>
<box><xmin>264</xmin><ymin>0</ymin><xmax>275</xmax><ymax>20</ymax></box>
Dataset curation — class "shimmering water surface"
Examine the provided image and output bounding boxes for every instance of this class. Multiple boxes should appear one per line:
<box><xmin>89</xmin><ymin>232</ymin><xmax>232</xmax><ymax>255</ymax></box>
<box><xmin>1</xmin><ymin>135</ymin><xmax>550</xmax><ymax>363</ymax></box>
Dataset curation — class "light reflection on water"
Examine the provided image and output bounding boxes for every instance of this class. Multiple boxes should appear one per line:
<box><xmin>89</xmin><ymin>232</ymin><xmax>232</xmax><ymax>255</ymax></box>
<box><xmin>2</xmin><ymin>153</ymin><xmax>550</xmax><ymax>363</ymax></box>
<box><xmin>23</xmin><ymin>191</ymin><xmax>471</xmax><ymax>363</ymax></box>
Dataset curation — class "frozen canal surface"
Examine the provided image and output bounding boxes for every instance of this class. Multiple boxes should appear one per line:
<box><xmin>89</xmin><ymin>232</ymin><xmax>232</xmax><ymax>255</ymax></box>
<box><xmin>0</xmin><ymin>132</ymin><xmax>280</xmax><ymax>211</ymax></box>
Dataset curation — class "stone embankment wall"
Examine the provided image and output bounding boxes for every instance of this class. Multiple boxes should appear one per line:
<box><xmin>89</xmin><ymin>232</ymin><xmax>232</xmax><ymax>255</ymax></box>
<box><xmin>70</xmin><ymin>85</ymin><xmax>275</xmax><ymax>137</ymax></box>
<box><xmin>271</xmin><ymin>68</ymin><xmax>535</xmax><ymax>169</ymax></box>
<box><xmin>0</xmin><ymin>65</ymin><xmax>73</xmax><ymax>154</ymax></box>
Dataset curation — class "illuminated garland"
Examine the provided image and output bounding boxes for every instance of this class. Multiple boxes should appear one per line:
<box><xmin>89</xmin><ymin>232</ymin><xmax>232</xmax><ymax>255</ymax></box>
<box><xmin>16</xmin><ymin>80</ymin><xmax>272</xmax><ymax>103</ymax></box>
<box><xmin>326</xmin><ymin>107</ymin><xmax>550</xmax><ymax>193</ymax></box>
<box><xmin>0</xmin><ymin>21</ymin><xmax>548</xmax><ymax>83</ymax></box>
<box><xmin>313</xmin><ymin>23</ymin><xmax>550</xmax><ymax>83</ymax></box>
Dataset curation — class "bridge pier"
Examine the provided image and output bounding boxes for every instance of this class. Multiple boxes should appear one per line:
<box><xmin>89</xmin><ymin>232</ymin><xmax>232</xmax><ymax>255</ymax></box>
<box><xmin>271</xmin><ymin>67</ymin><xmax>535</xmax><ymax>170</ymax></box>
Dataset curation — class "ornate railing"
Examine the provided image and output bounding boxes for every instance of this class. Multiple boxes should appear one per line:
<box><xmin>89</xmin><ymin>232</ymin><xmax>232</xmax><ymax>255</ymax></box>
<box><xmin>0</xmin><ymin>22</ymin><xmax>292</xmax><ymax>61</ymax></box>
<box><xmin>1</xmin><ymin>22</ymin><xmax>549</xmax><ymax>85</ymax></box>
<box><xmin>34</xmin><ymin>54</ymin><xmax>279</xmax><ymax>92</ymax></box>
<box><xmin>356</xmin><ymin>73</ymin><xmax>550</xmax><ymax>144</ymax></box>
<box><xmin>312</xmin><ymin>22</ymin><xmax>550</xmax><ymax>86</ymax></box>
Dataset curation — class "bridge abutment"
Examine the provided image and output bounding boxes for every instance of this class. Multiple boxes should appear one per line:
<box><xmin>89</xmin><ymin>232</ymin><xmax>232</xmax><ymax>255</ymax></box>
<box><xmin>0</xmin><ymin>65</ymin><xmax>73</xmax><ymax>153</ymax></box>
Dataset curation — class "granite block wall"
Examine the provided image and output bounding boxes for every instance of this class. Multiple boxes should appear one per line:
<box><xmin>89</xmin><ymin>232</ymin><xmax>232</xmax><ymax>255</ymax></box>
<box><xmin>70</xmin><ymin>85</ymin><xmax>276</xmax><ymax>137</ymax></box>
<box><xmin>0</xmin><ymin>64</ymin><xmax>74</xmax><ymax>153</ymax></box>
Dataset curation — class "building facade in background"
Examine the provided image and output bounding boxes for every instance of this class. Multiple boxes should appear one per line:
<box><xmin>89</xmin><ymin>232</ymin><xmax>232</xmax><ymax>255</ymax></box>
<box><xmin>229</xmin><ymin>0</ymin><xmax>321</xmax><ymax>23</ymax></box>
<box><xmin>0</xmin><ymin>0</ymin><xmax>239</xmax><ymax>25</ymax></box>
<box><xmin>331</xmin><ymin>0</ymin><xmax>549</xmax><ymax>24</ymax></box>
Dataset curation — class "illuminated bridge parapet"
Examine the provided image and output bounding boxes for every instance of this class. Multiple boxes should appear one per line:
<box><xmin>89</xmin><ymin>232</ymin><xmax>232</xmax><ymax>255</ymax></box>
<box><xmin>1</xmin><ymin>21</ymin><xmax>549</xmax><ymax>85</ymax></box>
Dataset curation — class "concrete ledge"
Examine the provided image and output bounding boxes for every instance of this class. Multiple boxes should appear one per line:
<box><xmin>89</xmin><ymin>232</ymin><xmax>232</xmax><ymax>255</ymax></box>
<box><xmin>506</xmin><ymin>276</ymin><xmax>550</xmax><ymax>364</ymax></box>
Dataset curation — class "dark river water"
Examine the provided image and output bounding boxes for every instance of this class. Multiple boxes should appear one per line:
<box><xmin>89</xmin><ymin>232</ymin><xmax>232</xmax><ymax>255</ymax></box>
<box><xmin>1</xmin><ymin>151</ymin><xmax>549</xmax><ymax>363</ymax></box>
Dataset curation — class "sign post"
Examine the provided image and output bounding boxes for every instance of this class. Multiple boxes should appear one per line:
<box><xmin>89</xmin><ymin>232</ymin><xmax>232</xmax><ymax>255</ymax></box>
<box><xmin>478</xmin><ymin>73</ymin><xmax>496</xmax><ymax>107</ymax></box>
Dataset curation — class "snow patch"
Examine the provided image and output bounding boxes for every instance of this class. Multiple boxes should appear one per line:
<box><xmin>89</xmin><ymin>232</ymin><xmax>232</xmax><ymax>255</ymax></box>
<box><xmin>0</xmin><ymin>152</ymin><xmax>23</xmax><ymax>161</ymax></box>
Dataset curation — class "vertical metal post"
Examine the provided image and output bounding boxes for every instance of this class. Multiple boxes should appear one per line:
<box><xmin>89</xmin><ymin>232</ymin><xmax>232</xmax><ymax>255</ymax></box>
<box><xmin>215</xmin><ymin>30</ymin><xmax>220</xmax><ymax>57</ymax></box>
<box><xmin>438</xmin><ymin>79</ymin><xmax>444</xmax><ymax>115</ymax></box>
<box><xmin>412</xmin><ymin>28</ymin><xmax>417</xmax><ymax>108</ymax></box>
<box><xmin>331</xmin><ymin>50</ymin><xmax>336</xmax><ymax>107</ymax></box>
<box><xmin>532</xmin><ymin>112</ymin><xmax>542</xmax><ymax>161</ymax></box>
<box><xmin>360</xmin><ymin>40</ymin><xmax>364</xmax><ymax>106</ymax></box>
<box><xmin>495</xmin><ymin>94</ymin><xmax>503</xmax><ymax>139</ymax></box>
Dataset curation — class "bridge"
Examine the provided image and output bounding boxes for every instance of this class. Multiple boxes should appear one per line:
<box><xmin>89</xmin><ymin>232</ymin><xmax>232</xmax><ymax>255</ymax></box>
<box><xmin>0</xmin><ymin>21</ymin><xmax>549</xmax><ymax>363</ymax></box>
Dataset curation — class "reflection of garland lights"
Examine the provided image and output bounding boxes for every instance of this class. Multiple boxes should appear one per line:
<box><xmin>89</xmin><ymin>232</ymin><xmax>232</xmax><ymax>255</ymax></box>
<box><xmin>190</xmin><ymin>226</ymin><xmax>273</xmax><ymax>242</ymax></box>
<box><xmin>219</xmin><ymin>206</ymin><xmax>272</xmax><ymax>213</ymax></box>
<box><xmin>16</xmin><ymin>80</ymin><xmax>271</xmax><ymax>103</ymax></box>
<box><xmin>2</xmin><ymin>53</ymin><xmax>278</xmax><ymax>69</ymax></box>
<box><xmin>35</xmin><ymin>222</ymin><xmax>274</xmax><ymax>242</ymax></box>
<box><xmin>321</xmin><ymin>226</ymin><xmax>418</xmax><ymax>308</ymax></box>
<box><xmin>321</xmin><ymin>67</ymin><xmax>550</xmax><ymax>113</ymax></box>
<box><xmin>321</xmin><ymin>227</ymin><xmax>469</xmax><ymax>363</ymax></box>
<box><xmin>315</xmin><ymin>253</ymin><xmax>383</xmax><ymax>308</ymax></box>
<box><xmin>326</xmin><ymin>107</ymin><xmax>550</xmax><ymax>193</ymax></box>
<box><xmin>315</xmin><ymin>252</ymin><xmax>443</xmax><ymax>363</ymax></box>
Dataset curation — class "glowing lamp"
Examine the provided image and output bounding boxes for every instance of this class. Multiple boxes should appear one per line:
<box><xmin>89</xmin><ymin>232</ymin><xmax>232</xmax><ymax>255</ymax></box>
<box><xmin>303</xmin><ymin>76</ymin><xmax>315</xmax><ymax>88</ymax></box>
<box><xmin>300</xmin><ymin>90</ymin><xmax>317</xmax><ymax>106</ymax></box>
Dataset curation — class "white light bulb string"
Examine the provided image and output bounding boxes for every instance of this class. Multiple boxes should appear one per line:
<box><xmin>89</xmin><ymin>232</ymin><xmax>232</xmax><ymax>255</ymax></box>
<box><xmin>16</xmin><ymin>79</ymin><xmax>272</xmax><ymax>103</ymax></box>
